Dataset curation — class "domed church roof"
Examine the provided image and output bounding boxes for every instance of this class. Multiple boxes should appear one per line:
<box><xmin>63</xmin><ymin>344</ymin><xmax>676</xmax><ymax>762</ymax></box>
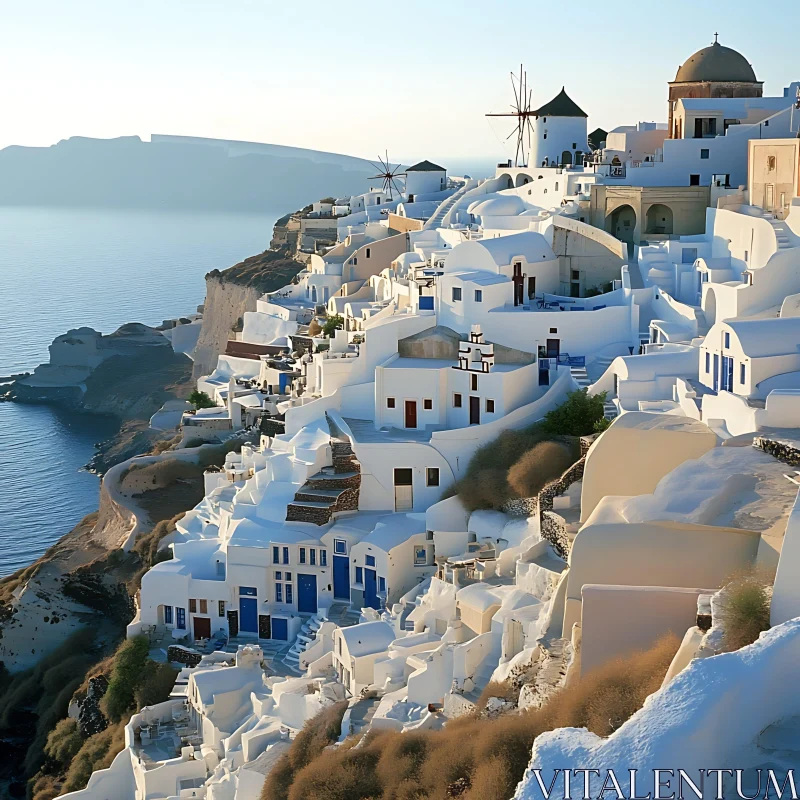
<box><xmin>674</xmin><ymin>38</ymin><xmax>757</xmax><ymax>83</ymax></box>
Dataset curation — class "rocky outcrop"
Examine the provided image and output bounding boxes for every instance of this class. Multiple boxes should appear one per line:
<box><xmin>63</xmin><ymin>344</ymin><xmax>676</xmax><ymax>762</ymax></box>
<box><xmin>77</xmin><ymin>676</ymin><xmax>109</xmax><ymax>737</ymax></box>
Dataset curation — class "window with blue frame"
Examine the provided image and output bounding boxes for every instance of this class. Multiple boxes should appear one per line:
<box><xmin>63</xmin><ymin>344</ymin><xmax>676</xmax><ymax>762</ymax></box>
<box><xmin>275</xmin><ymin>584</ymin><xmax>282</xmax><ymax>603</ymax></box>
<box><xmin>355</xmin><ymin>566</ymin><xmax>363</xmax><ymax>584</ymax></box>
<box><xmin>724</xmin><ymin>332</ymin><xmax>730</xmax><ymax>349</ymax></box>
<box><xmin>285</xmin><ymin>571</ymin><xmax>291</xmax><ymax>581</ymax></box>
<box><xmin>275</xmin><ymin>571</ymin><xmax>282</xmax><ymax>581</ymax></box>
<box><xmin>414</xmin><ymin>547</ymin><xmax>427</xmax><ymax>565</ymax></box>
<box><xmin>286</xmin><ymin>584</ymin><xmax>293</xmax><ymax>604</ymax></box>
<box><xmin>334</xmin><ymin>539</ymin><xmax>347</xmax><ymax>555</ymax></box>
<box><xmin>164</xmin><ymin>605</ymin><xmax>173</xmax><ymax>625</ymax></box>
<box><xmin>379</xmin><ymin>577</ymin><xmax>386</xmax><ymax>593</ymax></box>
<box><xmin>300</xmin><ymin>548</ymin><xmax>306</xmax><ymax>564</ymax></box>
<box><xmin>320</xmin><ymin>550</ymin><xmax>327</xmax><ymax>566</ymax></box>
<box><xmin>740</xmin><ymin>363</ymin><xmax>746</xmax><ymax>384</ymax></box>
<box><xmin>283</xmin><ymin>547</ymin><xmax>289</xmax><ymax>564</ymax></box>
<box><xmin>272</xmin><ymin>546</ymin><xmax>279</xmax><ymax>564</ymax></box>
<box><xmin>310</xmin><ymin>548</ymin><xmax>316</xmax><ymax>566</ymax></box>
<box><xmin>705</xmin><ymin>352</ymin><xmax>710</xmax><ymax>373</ymax></box>
<box><xmin>366</xmin><ymin>555</ymin><xmax>375</xmax><ymax>567</ymax></box>
<box><xmin>176</xmin><ymin>607</ymin><xmax>186</xmax><ymax>629</ymax></box>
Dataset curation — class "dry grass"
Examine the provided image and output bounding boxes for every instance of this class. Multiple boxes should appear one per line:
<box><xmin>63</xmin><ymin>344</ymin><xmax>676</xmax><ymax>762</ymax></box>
<box><xmin>262</xmin><ymin>701</ymin><xmax>348</xmax><ymax>800</ymax></box>
<box><xmin>262</xmin><ymin>636</ymin><xmax>679</xmax><ymax>800</ymax></box>
<box><xmin>716</xmin><ymin>572</ymin><xmax>772</xmax><ymax>652</ymax></box>
<box><xmin>507</xmin><ymin>441</ymin><xmax>574</xmax><ymax>499</ymax></box>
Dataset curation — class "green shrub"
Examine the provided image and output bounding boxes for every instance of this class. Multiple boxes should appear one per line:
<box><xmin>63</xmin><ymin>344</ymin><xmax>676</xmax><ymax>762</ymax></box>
<box><xmin>187</xmin><ymin>390</ymin><xmax>216</xmax><ymax>409</ymax></box>
<box><xmin>717</xmin><ymin>573</ymin><xmax>772</xmax><ymax>651</ymax></box>
<box><xmin>541</xmin><ymin>389</ymin><xmax>607</xmax><ymax>437</ymax></box>
<box><xmin>100</xmin><ymin>636</ymin><xmax>149</xmax><ymax>722</ymax></box>
<box><xmin>322</xmin><ymin>314</ymin><xmax>344</xmax><ymax>337</ymax></box>
<box><xmin>134</xmin><ymin>661</ymin><xmax>179</xmax><ymax>709</ymax></box>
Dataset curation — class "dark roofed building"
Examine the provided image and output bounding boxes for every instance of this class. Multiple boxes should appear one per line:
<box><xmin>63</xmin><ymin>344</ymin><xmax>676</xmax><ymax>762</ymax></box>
<box><xmin>534</xmin><ymin>88</ymin><xmax>588</xmax><ymax>118</ymax></box>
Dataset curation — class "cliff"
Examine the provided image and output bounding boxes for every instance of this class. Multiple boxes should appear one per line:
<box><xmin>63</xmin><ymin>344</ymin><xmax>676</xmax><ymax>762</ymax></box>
<box><xmin>192</xmin><ymin>214</ymin><xmax>307</xmax><ymax>377</ymax></box>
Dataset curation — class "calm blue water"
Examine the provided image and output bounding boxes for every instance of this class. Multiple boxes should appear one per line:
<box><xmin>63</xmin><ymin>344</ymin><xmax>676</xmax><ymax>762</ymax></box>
<box><xmin>0</xmin><ymin>206</ymin><xmax>280</xmax><ymax>576</ymax></box>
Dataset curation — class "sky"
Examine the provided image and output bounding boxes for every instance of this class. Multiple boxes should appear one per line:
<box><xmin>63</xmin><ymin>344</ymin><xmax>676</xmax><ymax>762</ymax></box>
<box><xmin>1</xmin><ymin>0</ymin><xmax>798</xmax><ymax>168</ymax></box>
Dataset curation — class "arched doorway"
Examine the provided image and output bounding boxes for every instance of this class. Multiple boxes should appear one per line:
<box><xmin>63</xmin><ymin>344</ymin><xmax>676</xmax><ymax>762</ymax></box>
<box><xmin>607</xmin><ymin>204</ymin><xmax>636</xmax><ymax>248</ymax></box>
<box><xmin>514</xmin><ymin>173</ymin><xmax>532</xmax><ymax>188</ymax></box>
<box><xmin>561</xmin><ymin>150</ymin><xmax>573</xmax><ymax>166</ymax></box>
<box><xmin>645</xmin><ymin>204</ymin><xmax>674</xmax><ymax>235</ymax></box>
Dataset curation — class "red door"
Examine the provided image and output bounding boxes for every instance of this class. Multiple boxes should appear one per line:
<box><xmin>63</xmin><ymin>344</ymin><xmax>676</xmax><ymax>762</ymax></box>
<box><xmin>404</xmin><ymin>400</ymin><xmax>417</xmax><ymax>429</ymax></box>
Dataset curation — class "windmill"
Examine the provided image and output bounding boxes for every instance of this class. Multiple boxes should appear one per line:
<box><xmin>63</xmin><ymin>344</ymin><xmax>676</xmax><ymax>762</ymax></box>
<box><xmin>368</xmin><ymin>151</ymin><xmax>406</xmax><ymax>200</ymax></box>
<box><xmin>486</xmin><ymin>65</ymin><xmax>535</xmax><ymax>168</ymax></box>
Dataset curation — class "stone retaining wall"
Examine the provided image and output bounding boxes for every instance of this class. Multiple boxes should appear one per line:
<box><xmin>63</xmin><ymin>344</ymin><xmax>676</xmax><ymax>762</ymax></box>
<box><xmin>541</xmin><ymin>511</ymin><xmax>570</xmax><ymax>560</ymax></box>
<box><xmin>753</xmin><ymin>437</ymin><xmax>800</xmax><ymax>465</ymax></box>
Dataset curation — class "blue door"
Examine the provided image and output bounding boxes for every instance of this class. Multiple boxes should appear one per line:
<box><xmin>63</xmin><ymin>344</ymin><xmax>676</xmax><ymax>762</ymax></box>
<box><xmin>239</xmin><ymin>598</ymin><xmax>258</xmax><ymax>633</ymax></box>
<box><xmin>297</xmin><ymin>573</ymin><xmax>317</xmax><ymax>614</ymax></box>
<box><xmin>272</xmin><ymin>617</ymin><xmax>288</xmax><ymax>640</ymax></box>
<box><xmin>364</xmin><ymin>568</ymin><xmax>379</xmax><ymax>609</ymax></box>
<box><xmin>333</xmin><ymin>555</ymin><xmax>349</xmax><ymax>600</ymax></box>
<box><xmin>722</xmin><ymin>356</ymin><xmax>734</xmax><ymax>393</ymax></box>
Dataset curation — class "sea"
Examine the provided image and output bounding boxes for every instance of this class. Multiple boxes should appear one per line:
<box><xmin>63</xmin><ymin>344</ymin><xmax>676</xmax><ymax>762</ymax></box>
<box><xmin>0</xmin><ymin>205</ymin><xmax>281</xmax><ymax>576</ymax></box>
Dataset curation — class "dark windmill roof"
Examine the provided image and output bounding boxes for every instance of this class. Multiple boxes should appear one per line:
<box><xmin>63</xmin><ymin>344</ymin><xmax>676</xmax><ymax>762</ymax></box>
<box><xmin>407</xmin><ymin>160</ymin><xmax>446</xmax><ymax>172</ymax></box>
<box><xmin>534</xmin><ymin>88</ymin><xmax>588</xmax><ymax>118</ymax></box>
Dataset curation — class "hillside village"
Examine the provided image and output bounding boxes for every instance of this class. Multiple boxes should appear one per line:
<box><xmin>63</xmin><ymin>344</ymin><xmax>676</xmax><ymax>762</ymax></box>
<box><xmin>51</xmin><ymin>38</ymin><xmax>800</xmax><ymax>800</ymax></box>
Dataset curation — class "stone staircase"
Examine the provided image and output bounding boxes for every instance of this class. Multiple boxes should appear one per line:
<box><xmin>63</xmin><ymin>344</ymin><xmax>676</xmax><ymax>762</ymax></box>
<box><xmin>285</xmin><ymin>439</ymin><xmax>361</xmax><ymax>525</ymax></box>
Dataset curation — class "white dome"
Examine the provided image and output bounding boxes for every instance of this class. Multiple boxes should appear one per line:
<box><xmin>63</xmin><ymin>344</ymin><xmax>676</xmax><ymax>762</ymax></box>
<box><xmin>467</xmin><ymin>193</ymin><xmax>526</xmax><ymax>217</ymax></box>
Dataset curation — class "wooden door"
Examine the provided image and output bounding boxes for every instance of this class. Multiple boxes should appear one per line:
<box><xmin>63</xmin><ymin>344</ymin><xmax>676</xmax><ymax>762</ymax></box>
<box><xmin>258</xmin><ymin>614</ymin><xmax>271</xmax><ymax>639</ymax></box>
<box><xmin>394</xmin><ymin>468</ymin><xmax>413</xmax><ymax>511</ymax></box>
<box><xmin>469</xmin><ymin>396</ymin><xmax>480</xmax><ymax>425</ymax></box>
<box><xmin>404</xmin><ymin>400</ymin><xmax>417</xmax><ymax>429</ymax></box>
<box><xmin>193</xmin><ymin>616</ymin><xmax>211</xmax><ymax>640</ymax></box>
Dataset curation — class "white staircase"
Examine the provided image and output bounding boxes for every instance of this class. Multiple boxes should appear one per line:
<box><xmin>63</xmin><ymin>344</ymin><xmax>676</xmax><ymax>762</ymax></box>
<box><xmin>423</xmin><ymin>181</ymin><xmax>474</xmax><ymax>230</ymax></box>
<box><xmin>603</xmin><ymin>398</ymin><xmax>619</xmax><ymax>420</ymax></box>
<box><xmin>759</xmin><ymin>210</ymin><xmax>797</xmax><ymax>250</ymax></box>
<box><xmin>284</xmin><ymin>611</ymin><xmax>327</xmax><ymax>672</ymax></box>
<box><xmin>570</xmin><ymin>365</ymin><xmax>591</xmax><ymax>388</ymax></box>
